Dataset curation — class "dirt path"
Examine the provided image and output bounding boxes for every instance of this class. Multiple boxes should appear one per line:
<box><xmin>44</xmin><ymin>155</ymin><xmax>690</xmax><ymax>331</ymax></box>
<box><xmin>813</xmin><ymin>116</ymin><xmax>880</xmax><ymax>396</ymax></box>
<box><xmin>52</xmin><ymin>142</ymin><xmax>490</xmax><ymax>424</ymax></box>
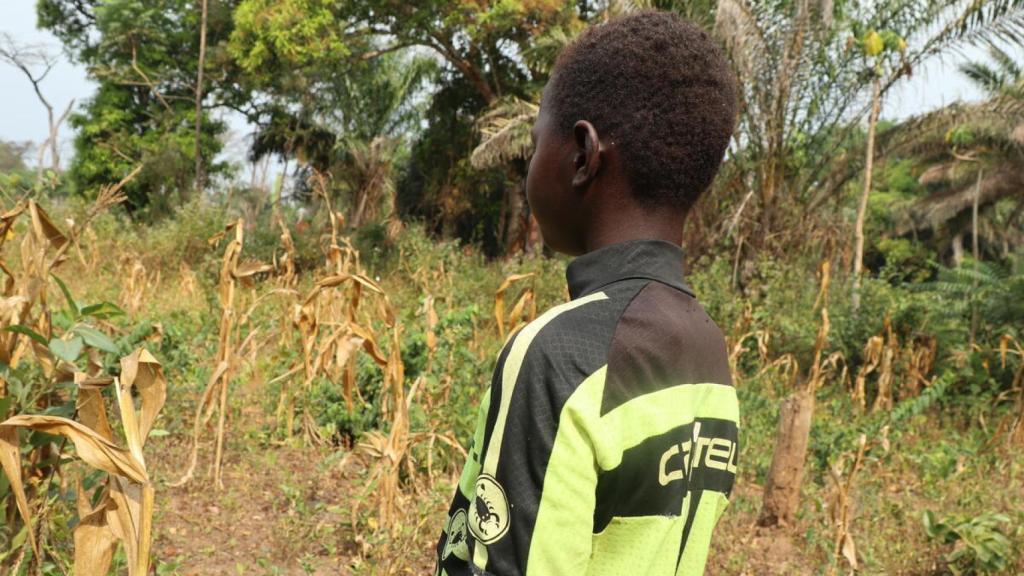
<box><xmin>147</xmin><ymin>385</ymin><xmax>365</xmax><ymax>576</ymax></box>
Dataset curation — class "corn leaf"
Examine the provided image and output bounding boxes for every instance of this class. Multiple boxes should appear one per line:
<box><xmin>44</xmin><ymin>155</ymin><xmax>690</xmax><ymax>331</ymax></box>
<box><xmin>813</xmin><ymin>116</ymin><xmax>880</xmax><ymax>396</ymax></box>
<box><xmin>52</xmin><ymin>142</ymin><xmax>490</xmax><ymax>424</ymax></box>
<box><xmin>73</xmin><ymin>325</ymin><xmax>119</xmax><ymax>354</ymax></box>
<box><xmin>49</xmin><ymin>335</ymin><xmax>84</xmax><ymax>363</ymax></box>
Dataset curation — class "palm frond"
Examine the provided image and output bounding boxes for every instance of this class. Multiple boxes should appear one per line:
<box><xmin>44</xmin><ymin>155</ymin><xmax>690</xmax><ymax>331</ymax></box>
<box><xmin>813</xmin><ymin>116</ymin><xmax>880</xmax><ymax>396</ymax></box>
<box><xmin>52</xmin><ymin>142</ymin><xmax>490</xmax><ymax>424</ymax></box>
<box><xmin>470</xmin><ymin>98</ymin><xmax>538</xmax><ymax>171</ymax></box>
<box><xmin>989</xmin><ymin>44</ymin><xmax>1022</xmax><ymax>81</ymax></box>
<box><xmin>522</xmin><ymin>27</ymin><xmax>574</xmax><ymax>75</ymax></box>
<box><xmin>895</xmin><ymin>165</ymin><xmax>1024</xmax><ymax>234</ymax></box>
<box><xmin>960</xmin><ymin>60</ymin><xmax>1006</xmax><ymax>94</ymax></box>
<box><xmin>926</xmin><ymin>0</ymin><xmax>1024</xmax><ymax>57</ymax></box>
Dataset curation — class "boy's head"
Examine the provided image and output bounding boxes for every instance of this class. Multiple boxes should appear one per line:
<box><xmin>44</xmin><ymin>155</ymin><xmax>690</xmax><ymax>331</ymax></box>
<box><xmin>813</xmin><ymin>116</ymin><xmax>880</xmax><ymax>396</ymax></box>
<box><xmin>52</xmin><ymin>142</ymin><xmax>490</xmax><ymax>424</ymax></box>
<box><xmin>527</xmin><ymin>10</ymin><xmax>737</xmax><ymax>255</ymax></box>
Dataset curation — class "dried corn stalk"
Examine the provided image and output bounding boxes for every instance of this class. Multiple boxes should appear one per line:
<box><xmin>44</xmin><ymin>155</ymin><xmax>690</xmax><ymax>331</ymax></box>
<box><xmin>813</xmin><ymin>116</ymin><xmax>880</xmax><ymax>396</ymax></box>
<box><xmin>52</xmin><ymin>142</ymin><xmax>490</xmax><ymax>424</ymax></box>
<box><xmin>998</xmin><ymin>335</ymin><xmax>1024</xmax><ymax>444</ymax></box>
<box><xmin>494</xmin><ymin>273</ymin><xmax>536</xmax><ymax>339</ymax></box>
<box><xmin>0</xmin><ymin>348</ymin><xmax>165</xmax><ymax>576</ymax></box>
<box><xmin>870</xmin><ymin>318</ymin><xmax>899</xmax><ymax>413</ymax></box>
<box><xmin>288</xmin><ymin>273</ymin><xmax>393</xmax><ymax>440</ymax></box>
<box><xmin>276</xmin><ymin>215</ymin><xmax>298</xmax><ymax>287</ymax></box>
<box><xmin>179</xmin><ymin>262</ymin><xmax>198</xmax><ymax>298</ymax></box>
<box><xmin>728</xmin><ymin>329</ymin><xmax>771</xmax><ymax>385</ymax></box>
<box><xmin>174</xmin><ymin>219</ymin><xmax>271</xmax><ymax>488</ymax></box>
<box><xmin>826</xmin><ymin>434</ymin><xmax>869</xmax><ymax>576</ymax></box>
<box><xmin>902</xmin><ymin>335</ymin><xmax>937</xmax><ymax>398</ymax></box>
<box><xmin>119</xmin><ymin>255</ymin><xmax>154</xmax><ymax>314</ymax></box>
<box><xmin>350</xmin><ymin>327</ymin><xmax>414</xmax><ymax>533</ymax></box>
<box><xmin>422</xmin><ymin>294</ymin><xmax>439</xmax><ymax>370</ymax></box>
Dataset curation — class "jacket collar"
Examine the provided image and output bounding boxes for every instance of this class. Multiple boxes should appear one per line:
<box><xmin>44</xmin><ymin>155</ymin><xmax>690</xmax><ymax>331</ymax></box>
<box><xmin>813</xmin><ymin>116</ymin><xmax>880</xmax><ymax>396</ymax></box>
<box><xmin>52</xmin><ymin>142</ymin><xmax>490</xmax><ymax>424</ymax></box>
<box><xmin>566</xmin><ymin>239</ymin><xmax>693</xmax><ymax>300</ymax></box>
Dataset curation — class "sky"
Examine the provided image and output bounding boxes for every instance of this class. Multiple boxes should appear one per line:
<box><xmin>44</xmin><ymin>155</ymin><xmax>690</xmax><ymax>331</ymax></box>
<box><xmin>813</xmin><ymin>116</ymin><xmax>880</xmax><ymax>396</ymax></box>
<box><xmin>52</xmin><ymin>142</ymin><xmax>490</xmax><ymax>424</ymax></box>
<box><xmin>0</xmin><ymin>0</ymin><xmax>986</xmax><ymax>170</ymax></box>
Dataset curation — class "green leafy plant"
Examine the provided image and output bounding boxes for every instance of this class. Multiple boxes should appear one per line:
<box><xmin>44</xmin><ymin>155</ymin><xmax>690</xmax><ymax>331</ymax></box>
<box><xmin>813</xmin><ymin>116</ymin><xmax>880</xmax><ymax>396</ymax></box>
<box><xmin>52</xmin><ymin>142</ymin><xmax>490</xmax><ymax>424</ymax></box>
<box><xmin>923</xmin><ymin>510</ymin><xmax>1014</xmax><ymax>574</ymax></box>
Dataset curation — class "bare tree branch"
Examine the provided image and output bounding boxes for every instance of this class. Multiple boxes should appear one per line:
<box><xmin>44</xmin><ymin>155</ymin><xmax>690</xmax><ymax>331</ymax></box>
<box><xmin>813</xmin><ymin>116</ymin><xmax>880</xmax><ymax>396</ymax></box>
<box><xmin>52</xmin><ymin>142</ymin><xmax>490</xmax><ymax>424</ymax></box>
<box><xmin>0</xmin><ymin>32</ymin><xmax>72</xmax><ymax>181</ymax></box>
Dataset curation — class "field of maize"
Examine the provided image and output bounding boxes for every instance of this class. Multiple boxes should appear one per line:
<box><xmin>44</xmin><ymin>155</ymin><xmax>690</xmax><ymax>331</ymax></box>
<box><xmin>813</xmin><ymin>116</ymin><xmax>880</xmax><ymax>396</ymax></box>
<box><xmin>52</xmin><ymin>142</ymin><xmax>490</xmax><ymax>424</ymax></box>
<box><xmin>0</xmin><ymin>189</ymin><xmax>1021</xmax><ymax>575</ymax></box>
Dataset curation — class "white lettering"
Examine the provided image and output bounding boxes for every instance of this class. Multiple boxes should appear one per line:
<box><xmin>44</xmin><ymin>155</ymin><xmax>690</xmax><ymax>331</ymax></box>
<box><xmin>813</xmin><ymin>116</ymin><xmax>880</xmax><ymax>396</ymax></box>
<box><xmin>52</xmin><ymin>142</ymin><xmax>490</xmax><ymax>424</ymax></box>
<box><xmin>705</xmin><ymin>438</ymin><xmax>731</xmax><ymax>471</ymax></box>
<box><xmin>659</xmin><ymin>444</ymin><xmax>682</xmax><ymax>486</ymax></box>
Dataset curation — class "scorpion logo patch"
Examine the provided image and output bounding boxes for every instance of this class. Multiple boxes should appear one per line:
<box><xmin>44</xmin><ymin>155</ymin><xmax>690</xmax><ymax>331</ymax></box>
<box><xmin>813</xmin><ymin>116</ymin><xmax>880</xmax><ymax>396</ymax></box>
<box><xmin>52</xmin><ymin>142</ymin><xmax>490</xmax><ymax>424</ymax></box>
<box><xmin>468</xmin><ymin>474</ymin><xmax>510</xmax><ymax>544</ymax></box>
<box><xmin>442</xmin><ymin>509</ymin><xmax>469</xmax><ymax>561</ymax></box>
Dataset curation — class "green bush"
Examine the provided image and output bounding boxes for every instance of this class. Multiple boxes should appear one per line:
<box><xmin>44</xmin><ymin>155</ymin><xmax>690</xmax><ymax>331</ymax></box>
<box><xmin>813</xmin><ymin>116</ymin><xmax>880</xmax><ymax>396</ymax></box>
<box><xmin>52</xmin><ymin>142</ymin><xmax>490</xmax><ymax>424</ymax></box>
<box><xmin>924</xmin><ymin>510</ymin><xmax>1015</xmax><ymax>574</ymax></box>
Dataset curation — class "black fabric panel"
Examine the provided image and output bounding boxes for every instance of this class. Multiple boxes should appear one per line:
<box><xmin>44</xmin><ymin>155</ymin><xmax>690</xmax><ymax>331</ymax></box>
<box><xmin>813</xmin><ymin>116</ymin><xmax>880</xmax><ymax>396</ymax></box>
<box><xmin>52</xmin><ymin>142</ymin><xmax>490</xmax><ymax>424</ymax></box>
<box><xmin>602</xmin><ymin>281</ymin><xmax>732</xmax><ymax>416</ymax></box>
<box><xmin>483</xmin><ymin>281</ymin><xmax>642</xmax><ymax>575</ymax></box>
<box><xmin>593</xmin><ymin>418</ymin><xmax>738</xmax><ymax>533</ymax></box>
<box><xmin>677</xmin><ymin>489</ymin><xmax>705</xmax><ymax>568</ymax></box>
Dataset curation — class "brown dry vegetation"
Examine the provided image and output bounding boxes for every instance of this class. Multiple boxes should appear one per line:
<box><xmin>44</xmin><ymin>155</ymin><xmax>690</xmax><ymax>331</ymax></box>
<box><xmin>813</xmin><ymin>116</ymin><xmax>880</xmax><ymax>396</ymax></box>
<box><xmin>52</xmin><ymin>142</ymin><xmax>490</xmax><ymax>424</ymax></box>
<box><xmin>0</xmin><ymin>194</ymin><xmax>1021</xmax><ymax>576</ymax></box>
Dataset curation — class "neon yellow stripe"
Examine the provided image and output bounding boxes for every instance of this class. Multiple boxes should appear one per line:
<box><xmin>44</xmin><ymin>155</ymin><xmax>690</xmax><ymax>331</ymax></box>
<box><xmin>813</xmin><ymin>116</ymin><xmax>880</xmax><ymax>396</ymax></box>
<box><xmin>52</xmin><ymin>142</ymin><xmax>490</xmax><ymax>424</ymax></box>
<box><xmin>594</xmin><ymin>383</ymin><xmax>739</xmax><ymax>472</ymax></box>
<box><xmin>458</xmin><ymin>387</ymin><xmax>490</xmax><ymax>498</ymax></box>
<box><xmin>473</xmin><ymin>291</ymin><xmax>608</xmax><ymax>569</ymax></box>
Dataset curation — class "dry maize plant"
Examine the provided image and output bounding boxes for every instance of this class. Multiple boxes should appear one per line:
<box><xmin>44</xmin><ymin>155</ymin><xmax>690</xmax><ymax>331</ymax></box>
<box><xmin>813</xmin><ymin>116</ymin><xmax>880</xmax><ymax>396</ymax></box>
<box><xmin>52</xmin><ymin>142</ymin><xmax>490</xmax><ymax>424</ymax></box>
<box><xmin>118</xmin><ymin>254</ymin><xmax>156</xmax><ymax>315</ymax></box>
<box><xmin>494</xmin><ymin>272</ymin><xmax>537</xmax><ymax>339</ymax></box>
<box><xmin>996</xmin><ymin>334</ymin><xmax>1024</xmax><ymax>444</ymax></box>
<box><xmin>823</xmin><ymin>426</ymin><xmax>890</xmax><ymax>576</ymax></box>
<box><xmin>274</xmin><ymin>185</ymin><xmax>386</xmax><ymax>441</ymax></box>
<box><xmin>178</xmin><ymin>262</ymin><xmax>199</xmax><ymax>298</ymax></box>
<box><xmin>825</xmin><ymin>433</ymin><xmax>870</xmax><ymax>576</ymax></box>
<box><xmin>175</xmin><ymin>219</ymin><xmax>271</xmax><ymax>489</ymax></box>
<box><xmin>275</xmin><ymin>214</ymin><xmax>298</xmax><ymax>287</ymax></box>
<box><xmin>293</xmin><ymin>259</ymin><xmax>422</xmax><ymax>529</ymax></box>
<box><xmin>852</xmin><ymin>317</ymin><xmax>936</xmax><ymax>412</ymax></box>
<box><xmin>0</xmin><ymin>175</ymin><xmax>142</xmax><ymax>571</ymax></box>
<box><xmin>0</xmin><ymin>349</ymin><xmax>167</xmax><ymax>576</ymax></box>
<box><xmin>289</xmin><ymin>270</ymin><xmax>394</xmax><ymax>441</ymax></box>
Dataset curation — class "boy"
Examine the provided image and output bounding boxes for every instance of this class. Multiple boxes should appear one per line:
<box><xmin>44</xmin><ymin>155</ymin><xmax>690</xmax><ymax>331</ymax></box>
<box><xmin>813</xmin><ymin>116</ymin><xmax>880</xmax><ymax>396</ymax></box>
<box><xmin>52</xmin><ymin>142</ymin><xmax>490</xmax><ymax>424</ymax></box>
<box><xmin>436</xmin><ymin>11</ymin><xmax>738</xmax><ymax>576</ymax></box>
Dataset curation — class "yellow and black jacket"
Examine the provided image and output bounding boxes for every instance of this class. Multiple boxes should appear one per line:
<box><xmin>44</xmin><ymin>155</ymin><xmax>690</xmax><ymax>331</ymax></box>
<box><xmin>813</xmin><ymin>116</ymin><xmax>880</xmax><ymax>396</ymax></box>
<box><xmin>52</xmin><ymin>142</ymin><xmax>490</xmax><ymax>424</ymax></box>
<box><xmin>436</xmin><ymin>240</ymin><xmax>739</xmax><ymax>576</ymax></box>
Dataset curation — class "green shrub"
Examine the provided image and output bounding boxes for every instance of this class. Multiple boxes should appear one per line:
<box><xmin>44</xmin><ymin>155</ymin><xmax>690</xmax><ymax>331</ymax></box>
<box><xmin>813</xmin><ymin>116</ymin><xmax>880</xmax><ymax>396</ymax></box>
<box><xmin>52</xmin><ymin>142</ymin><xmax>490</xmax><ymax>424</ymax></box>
<box><xmin>924</xmin><ymin>510</ymin><xmax>1015</xmax><ymax>574</ymax></box>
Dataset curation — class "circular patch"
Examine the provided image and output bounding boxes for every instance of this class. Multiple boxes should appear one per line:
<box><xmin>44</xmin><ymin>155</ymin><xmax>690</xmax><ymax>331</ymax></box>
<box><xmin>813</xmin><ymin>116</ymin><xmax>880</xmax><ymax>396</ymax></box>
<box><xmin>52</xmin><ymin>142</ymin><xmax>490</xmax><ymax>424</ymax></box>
<box><xmin>442</xmin><ymin>508</ymin><xmax>470</xmax><ymax>561</ymax></box>
<box><xmin>469</xmin><ymin>474</ymin><xmax>510</xmax><ymax>544</ymax></box>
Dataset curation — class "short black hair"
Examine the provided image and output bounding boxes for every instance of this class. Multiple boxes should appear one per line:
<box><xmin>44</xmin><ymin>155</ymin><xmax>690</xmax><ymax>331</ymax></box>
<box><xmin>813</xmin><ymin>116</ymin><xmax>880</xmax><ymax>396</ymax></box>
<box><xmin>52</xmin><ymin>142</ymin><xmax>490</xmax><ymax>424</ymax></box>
<box><xmin>546</xmin><ymin>10</ymin><xmax>737</xmax><ymax>212</ymax></box>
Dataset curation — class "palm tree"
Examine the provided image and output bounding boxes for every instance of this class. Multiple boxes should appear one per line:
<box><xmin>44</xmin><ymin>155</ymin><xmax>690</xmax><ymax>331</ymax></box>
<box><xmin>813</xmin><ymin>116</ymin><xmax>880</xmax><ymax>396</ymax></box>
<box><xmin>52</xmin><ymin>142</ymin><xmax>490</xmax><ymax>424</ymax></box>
<box><xmin>712</xmin><ymin>0</ymin><xmax>1024</xmax><ymax>246</ymax></box>
<box><xmin>885</xmin><ymin>46</ymin><xmax>1024</xmax><ymax>263</ymax></box>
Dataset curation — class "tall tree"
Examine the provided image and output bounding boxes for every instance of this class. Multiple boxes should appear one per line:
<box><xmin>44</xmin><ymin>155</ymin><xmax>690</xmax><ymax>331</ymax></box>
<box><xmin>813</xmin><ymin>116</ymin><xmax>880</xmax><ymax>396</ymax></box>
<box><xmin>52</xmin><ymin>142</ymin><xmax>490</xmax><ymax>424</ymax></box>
<box><xmin>226</xmin><ymin>0</ymin><xmax>577</xmax><ymax>249</ymax></box>
<box><xmin>0</xmin><ymin>140</ymin><xmax>32</xmax><ymax>173</ymax></box>
<box><xmin>194</xmin><ymin>0</ymin><xmax>210</xmax><ymax>195</ymax></box>
<box><xmin>37</xmin><ymin>0</ymin><xmax>236</xmax><ymax>213</ymax></box>
<box><xmin>884</xmin><ymin>46</ymin><xmax>1024</xmax><ymax>261</ymax></box>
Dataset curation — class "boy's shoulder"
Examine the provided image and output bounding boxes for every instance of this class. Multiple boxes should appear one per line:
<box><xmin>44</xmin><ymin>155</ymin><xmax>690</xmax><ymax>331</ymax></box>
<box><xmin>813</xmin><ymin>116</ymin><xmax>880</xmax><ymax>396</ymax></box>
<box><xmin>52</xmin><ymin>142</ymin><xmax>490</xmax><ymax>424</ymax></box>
<box><xmin>505</xmin><ymin>279</ymin><xmax>729</xmax><ymax>403</ymax></box>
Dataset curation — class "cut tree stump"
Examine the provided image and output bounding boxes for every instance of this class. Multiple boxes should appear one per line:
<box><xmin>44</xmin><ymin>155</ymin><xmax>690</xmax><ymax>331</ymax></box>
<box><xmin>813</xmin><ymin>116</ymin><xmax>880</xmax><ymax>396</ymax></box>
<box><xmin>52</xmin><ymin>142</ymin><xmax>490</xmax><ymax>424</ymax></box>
<box><xmin>758</xmin><ymin>387</ymin><xmax>815</xmax><ymax>527</ymax></box>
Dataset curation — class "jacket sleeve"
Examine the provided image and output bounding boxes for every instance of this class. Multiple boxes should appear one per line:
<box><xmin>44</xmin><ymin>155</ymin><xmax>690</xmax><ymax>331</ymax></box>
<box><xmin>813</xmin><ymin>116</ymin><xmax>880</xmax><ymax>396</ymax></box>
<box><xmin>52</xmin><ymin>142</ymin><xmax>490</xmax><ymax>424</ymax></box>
<box><xmin>466</xmin><ymin>343</ymin><xmax>602</xmax><ymax>575</ymax></box>
<box><xmin>435</xmin><ymin>387</ymin><xmax>490</xmax><ymax>576</ymax></box>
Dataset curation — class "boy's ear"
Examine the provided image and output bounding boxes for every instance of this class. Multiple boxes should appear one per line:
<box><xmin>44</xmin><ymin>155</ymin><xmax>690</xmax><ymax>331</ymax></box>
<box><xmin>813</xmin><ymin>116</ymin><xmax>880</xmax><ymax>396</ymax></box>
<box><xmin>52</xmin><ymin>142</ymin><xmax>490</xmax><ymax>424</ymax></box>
<box><xmin>572</xmin><ymin>120</ymin><xmax>602</xmax><ymax>189</ymax></box>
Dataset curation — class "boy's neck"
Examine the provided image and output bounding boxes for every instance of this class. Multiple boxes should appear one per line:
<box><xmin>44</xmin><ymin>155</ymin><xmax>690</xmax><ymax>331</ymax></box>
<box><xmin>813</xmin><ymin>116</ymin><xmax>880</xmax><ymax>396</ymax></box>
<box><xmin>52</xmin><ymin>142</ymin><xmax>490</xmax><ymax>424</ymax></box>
<box><xmin>583</xmin><ymin>209</ymin><xmax>686</xmax><ymax>254</ymax></box>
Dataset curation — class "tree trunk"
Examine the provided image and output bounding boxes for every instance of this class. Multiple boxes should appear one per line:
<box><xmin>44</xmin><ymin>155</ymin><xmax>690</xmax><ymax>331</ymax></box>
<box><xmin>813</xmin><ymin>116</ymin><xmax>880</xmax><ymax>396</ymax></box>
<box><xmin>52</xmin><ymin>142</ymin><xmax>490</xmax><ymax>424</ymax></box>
<box><xmin>972</xmin><ymin>168</ymin><xmax>981</xmax><ymax>261</ymax></box>
<box><xmin>759</xmin><ymin>261</ymin><xmax>832</xmax><ymax>528</ymax></box>
<box><xmin>504</xmin><ymin>183</ymin><xmax>525</xmax><ymax>255</ymax></box>
<box><xmin>192</xmin><ymin>0</ymin><xmax>210</xmax><ymax>200</ymax></box>
<box><xmin>951</xmin><ymin>232</ymin><xmax>964</xmax><ymax>267</ymax></box>
<box><xmin>758</xmin><ymin>388</ymin><xmax>815</xmax><ymax>527</ymax></box>
<box><xmin>852</xmin><ymin>76</ymin><xmax>881</xmax><ymax>313</ymax></box>
<box><xmin>970</xmin><ymin>168</ymin><xmax>981</xmax><ymax>347</ymax></box>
